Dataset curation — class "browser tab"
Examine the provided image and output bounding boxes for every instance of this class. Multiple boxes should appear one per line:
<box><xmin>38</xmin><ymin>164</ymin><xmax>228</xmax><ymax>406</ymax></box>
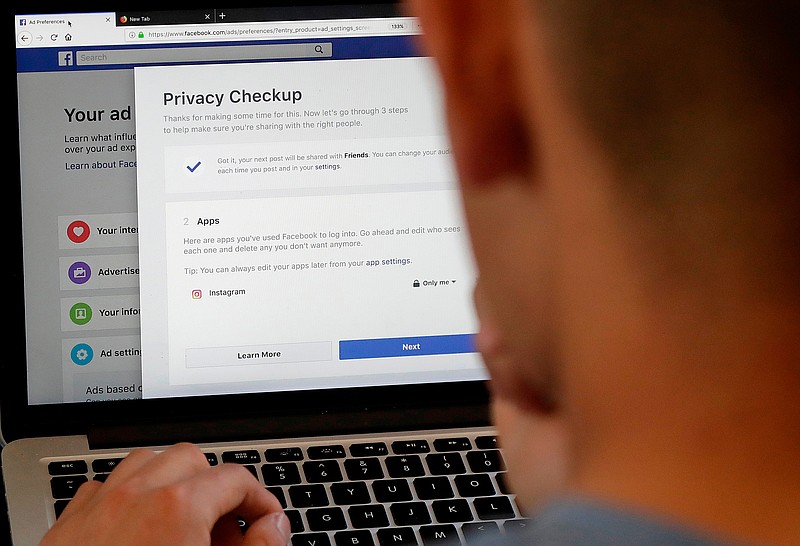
<box><xmin>116</xmin><ymin>10</ymin><xmax>216</xmax><ymax>26</ymax></box>
<box><xmin>15</xmin><ymin>12</ymin><xmax>116</xmax><ymax>48</ymax></box>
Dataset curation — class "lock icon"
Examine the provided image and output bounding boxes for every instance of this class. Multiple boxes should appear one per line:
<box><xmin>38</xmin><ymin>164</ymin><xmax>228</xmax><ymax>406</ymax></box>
<box><xmin>138</xmin><ymin>31</ymin><xmax>144</xmax><ymax>38</ymax></box>
<box><xmin>413</xmin><ymin>280</ymin><xmax>420</xmax><ymax>288</ymax></box>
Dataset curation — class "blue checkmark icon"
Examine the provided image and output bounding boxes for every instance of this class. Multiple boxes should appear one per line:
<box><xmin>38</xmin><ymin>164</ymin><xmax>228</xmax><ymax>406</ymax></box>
<box><xmin>186</xmin><ymin>161</ymin><xmax>202</xmax><ymax>173</ymax></box>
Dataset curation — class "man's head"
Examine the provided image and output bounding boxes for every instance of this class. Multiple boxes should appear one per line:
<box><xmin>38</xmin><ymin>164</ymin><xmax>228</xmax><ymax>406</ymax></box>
<box><xmin>409</xmin><ymin>0</ymin><xmax>800</xmax><ymax>542</ymax></box>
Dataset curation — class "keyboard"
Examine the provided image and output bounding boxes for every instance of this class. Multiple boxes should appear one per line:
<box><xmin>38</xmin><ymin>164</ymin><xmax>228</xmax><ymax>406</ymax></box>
<box><xmin>46</xmin><ymin>431</ymin><xmax>528</xmax><ymax>546</ymax></box>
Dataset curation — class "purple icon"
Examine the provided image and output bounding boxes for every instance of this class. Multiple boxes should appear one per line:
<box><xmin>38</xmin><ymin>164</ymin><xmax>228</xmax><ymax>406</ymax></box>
<box><xmin>68</xmin><ymin>261</ymin><xmax>92</xmax><ymax>285</ymax></box>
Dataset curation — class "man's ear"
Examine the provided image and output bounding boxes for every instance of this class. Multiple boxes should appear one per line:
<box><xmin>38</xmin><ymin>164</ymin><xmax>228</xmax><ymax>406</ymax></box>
<box><xmin>407</xmin><ymin>0</ymin><xmax>532</xmax><ymax>186</ymax></box>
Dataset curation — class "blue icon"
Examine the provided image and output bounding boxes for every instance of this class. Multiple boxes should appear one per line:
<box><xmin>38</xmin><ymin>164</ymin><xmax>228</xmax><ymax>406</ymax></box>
<box><xmin>70</xmin><ymin>343</ymin><xmax>94</xmax><ymax>366</ymax></box>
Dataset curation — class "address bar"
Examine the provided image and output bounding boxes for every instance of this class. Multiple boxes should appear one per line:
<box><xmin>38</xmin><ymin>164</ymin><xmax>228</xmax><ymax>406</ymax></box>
<box><xmin>124</xmin><ymin>17</ymin><xmax>421</xmax><ymax>44</ymax></box>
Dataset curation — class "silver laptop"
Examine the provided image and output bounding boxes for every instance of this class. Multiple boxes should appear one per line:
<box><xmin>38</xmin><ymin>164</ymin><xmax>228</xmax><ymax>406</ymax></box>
<box><xmin>2</xmin><ymin>2</ymin><xmax>523</xmax><ymax>545</ymax></box>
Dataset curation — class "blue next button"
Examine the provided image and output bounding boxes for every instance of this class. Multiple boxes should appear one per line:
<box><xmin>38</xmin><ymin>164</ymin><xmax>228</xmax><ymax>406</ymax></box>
<box><xmin>339</xmin><ymin>334</ymin><xmax>476</xmax><ymax>360</ymax></box>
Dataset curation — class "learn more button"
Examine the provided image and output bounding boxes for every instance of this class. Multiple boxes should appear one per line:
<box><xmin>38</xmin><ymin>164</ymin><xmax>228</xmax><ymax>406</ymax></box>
<box><xmin>186</xmin><ymin>341</ymin><xmax>332</xmax><ymax>368</ymax></box>
<box><xmin>339</xmin><ymin>334</ymin><xmax>476</xmax><ymax>360</ymax></box>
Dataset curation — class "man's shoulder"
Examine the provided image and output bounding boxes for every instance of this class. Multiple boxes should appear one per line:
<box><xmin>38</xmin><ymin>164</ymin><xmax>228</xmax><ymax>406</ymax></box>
<box><xmin>480</xmin><ymin>498</ymin><xmax>745</xmax><ymax>546</ymax></box>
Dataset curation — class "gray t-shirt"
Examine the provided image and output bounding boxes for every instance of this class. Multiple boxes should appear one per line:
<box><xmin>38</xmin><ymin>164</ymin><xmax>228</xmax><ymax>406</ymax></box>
<box><xmin>491</xmin><ymin>499</ymin><xmax>744</xmax><ymax>546</ymax></box>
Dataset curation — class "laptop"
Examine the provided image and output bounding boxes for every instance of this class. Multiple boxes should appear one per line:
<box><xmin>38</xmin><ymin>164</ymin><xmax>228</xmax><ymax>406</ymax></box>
<box><xmin>2</xmin><ymin>1</ymin><xmax>523</xmax><ymax>544</ymax></box>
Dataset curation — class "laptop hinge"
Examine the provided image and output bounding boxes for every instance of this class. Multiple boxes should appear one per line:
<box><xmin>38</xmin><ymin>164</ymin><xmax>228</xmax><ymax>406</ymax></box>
<box><xmin>87</xmin><ymin>404</ymin><xmax>491</xmax><ymax>450</ymax></box>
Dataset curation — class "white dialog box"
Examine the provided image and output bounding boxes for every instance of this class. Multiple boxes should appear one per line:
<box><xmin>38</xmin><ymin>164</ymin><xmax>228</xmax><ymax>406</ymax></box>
<box><xmin>135</xmin><ymin>57</ymin><xmax>485</xmax><ymax>399</ymax></box>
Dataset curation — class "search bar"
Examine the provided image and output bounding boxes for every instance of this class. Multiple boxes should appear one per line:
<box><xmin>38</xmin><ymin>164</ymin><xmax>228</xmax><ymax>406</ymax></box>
<box><xmin>75</xmin><ymin>42</ymin><xmax>332</xmax><ymax>66</ymax></box>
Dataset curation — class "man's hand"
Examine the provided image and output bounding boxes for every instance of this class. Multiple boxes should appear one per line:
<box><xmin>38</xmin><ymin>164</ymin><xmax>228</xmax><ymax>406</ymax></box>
<box><xmin>41</xmin><ymin>443</ymin><xmax>290</xmax><ymax>546</ymax></box>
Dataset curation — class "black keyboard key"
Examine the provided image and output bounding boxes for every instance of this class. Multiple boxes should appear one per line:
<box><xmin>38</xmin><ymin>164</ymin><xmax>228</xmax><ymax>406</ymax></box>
<box><xmin>308</xmin><ymin>445</ymin><xmax>346</xmax><ymax>459</ymax></box>
<box><xmin>91</xmin><ymin>458</ymin><xmax>123</xmax><ymax>473</ymax></box>
<box><xmin>474</xmin><ymin>496</ymin><xmax>515</xmax><ymax>520</ymax></box>
<box><xmin>93</xmin><ymin>474</ymin><xmax>110</xmax><ymax>483</ymax></box>
<box><xmin>293</xmin><ymin>533</ymin><xmax>331</xmax><ymax>546</ymax></box>
<box><xmin>454</xmin><ymin>474</ymin><xmax>495</xmax><ymax>497</ymax></box>
<box><xmin>289</xmin><ymin>484</ymin><xmax>329</xmax><ymax>508</ymax></box>
<box><xmin>391</xmin><ymin>501</ymin><xmax>431</xmax><ymax>526</ymax></box>
<box><xmin>431</xmin><ymin>499</ymin><xmax>473</xmax><ymax>523</ymax></box>
<box><xmin>50</xmin><ymin>475</ymin><xmax>88</xmax><ymax>499</ymax></box>
<box><xmin>335</xmin><ymin>530</ymin><xmax>375</xmax><ymax>546</ymax></box>
<box><xmin>205</xmin><ymin>453</ymin><xmax>219</xmax><ymax>466</ymax></box>
<box><xmin>391</xmin><ymin>440</ymin><xmax>430</xmax><ymax>454</ymax></box>
<box><xmin>262</xmin><ymin>463</ymin><xmax>302</xmax><ymax>485</ymax></box>
<box><xmin>331</xmin><ymin>482</ymin><xmax>371</xmax><ymax>505</ymax></box>
<box><xmin>54</xmin><ymin>500</ymin><xmax>70</xmax><ymax>518</ymax></box>
<box><xmin>265</xmin><ymin>447</ymin><xmax>304</xmax><ymax>462</ymax></box>
<box><xmin>222</xmin><ymin>450</ymin><xmax>261</xmax><ymax>464</ymax></box>
<box><xmin>350</xmin><ymin>442</ymin><xmax>388</xmax><ymax>457</ymax></box>
<box><xmin>462</xmin><ymin>521</ymin><xmax>500</xmax><ymax>543</ymax></box>
<box><xmin>303</xmin><ymin>460</ymin><xmax>343</xmax><ymax>483</ymax></box>
<box><xmin>285</xmin><ymin>510</ymin><xmax>305</xmax><ymax>533</ymax></box>
<box><xmin>48</xmin><ymin>460</ymin><xmax>88</xmax><ymax>476</ymax></box>
<box><xmin>244</xmin><ymin>465</ymin><xmax>258</xmax><ymax>479</ymax></box>
<box><xmin>345</xmin><ymin>458</ymin><xmax>384</xmax><ymax>481</ymax></box>
<box><xmin>267</xmin><ymin>487</ymin><xmax>287</xmax><ymax>508</ymax></box>
<box><xmin>413</xmin><ymin>476</ymin><xmax>454</xmax><ymax>500</ymax></box>
<box><xmin>385</xmin><ymin>456</ymin><xmax>425</xmax><ymax>478</ymax></box>
<box><xmin>307</xmin><ymin>507</ymin><xmax>347</xmax><ymax>531</ymax></box>
<box><xmin>474</xmin><ymin>436</ymin><xmax>498</xmax><ymax>450</ymax></box>
<box><xmin>372</xmin><ymin>480</ymin><xmax>413</xmax><ymax>503</ymax></box>
<box><xmin>425</xmin><ymin>453</ymin><xmax>465</xmax><ymax>475</ymax></box>
<box><xmin>433</xmin><ymin>438</ymin><xmax>472</xmax><ymax>452</ymax></box>
<box><xmin>377</xmin><ymin>527</ymin><xmax>418</xmax><ymax>546</ymax></box>
<box><xmin>466</xmin><ymin>450</ymin><xmax>505</xmax><ymax>473</ymax></box>
<box><xmin>420</xmin><ymin>525</ymin><xmax>458</xmax><ymax>546</ymax></box>
<box><xmin>348</xmin><ymin>504</ymin><xmax>390</xmax><ymax>528</ymax></box>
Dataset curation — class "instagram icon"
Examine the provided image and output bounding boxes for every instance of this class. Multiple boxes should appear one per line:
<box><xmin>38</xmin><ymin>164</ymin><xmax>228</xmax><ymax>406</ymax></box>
<box><xmin>191</xmin><ymin>289</ymin><xmax>202</xmax><ymax>299</ymax></box>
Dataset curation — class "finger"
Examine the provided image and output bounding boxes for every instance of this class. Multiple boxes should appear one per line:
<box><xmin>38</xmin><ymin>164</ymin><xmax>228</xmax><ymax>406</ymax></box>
<box><xmin>210</xmin><ymin>513</ymin><xmax>246</xmax><ymax>546</ymax></box>
<box><xmin>101</xmin><ymin>447</ymin><xmax>159</xmax><ymax>486</ymax></box>
<box><xmin>241</xmin><ymin>512</ymin><xmax>291</xmax><ymax>546</ymax></box>
<box><xmin>121</xmin><ymin>443</ymin><xmax>210</xmax><ymax>488</ymax></box>
<box><xmin>184</xmin><ymin>463</ymin><xmax>284</xmax><ymax>530</ymax></box>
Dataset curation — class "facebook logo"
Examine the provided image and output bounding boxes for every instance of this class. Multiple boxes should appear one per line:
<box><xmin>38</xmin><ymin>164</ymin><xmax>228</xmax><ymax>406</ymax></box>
<box><xmin>19</xmin><ymin>19</ymin><xmax>26</xmax><ymax>26</ymax></box>
<box><xmin>58</xmin><ymin>51</ymin><xmax>73</xmax><ymax>66</ymax></box>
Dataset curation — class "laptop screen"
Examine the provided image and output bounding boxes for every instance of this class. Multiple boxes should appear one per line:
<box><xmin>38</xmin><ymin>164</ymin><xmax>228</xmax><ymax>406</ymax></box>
<box><xmin>14</xmin><ymin>4</ymin><xmax>485</xmax><ymax>407</ymax></box>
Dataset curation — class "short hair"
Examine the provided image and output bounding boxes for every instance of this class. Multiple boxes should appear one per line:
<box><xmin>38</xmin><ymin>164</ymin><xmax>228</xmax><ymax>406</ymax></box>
<box><xmin>536</xmin><ymin>0</ymin><xmax>800</xmax><ymax>295</ymax></box>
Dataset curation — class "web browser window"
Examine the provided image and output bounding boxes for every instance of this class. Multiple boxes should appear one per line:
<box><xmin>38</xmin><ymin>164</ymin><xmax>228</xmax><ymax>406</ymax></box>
<box><xmin>15</xmin><ymin>6</ymin><xmax>484</xmax><ymax>404</ymax></box>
